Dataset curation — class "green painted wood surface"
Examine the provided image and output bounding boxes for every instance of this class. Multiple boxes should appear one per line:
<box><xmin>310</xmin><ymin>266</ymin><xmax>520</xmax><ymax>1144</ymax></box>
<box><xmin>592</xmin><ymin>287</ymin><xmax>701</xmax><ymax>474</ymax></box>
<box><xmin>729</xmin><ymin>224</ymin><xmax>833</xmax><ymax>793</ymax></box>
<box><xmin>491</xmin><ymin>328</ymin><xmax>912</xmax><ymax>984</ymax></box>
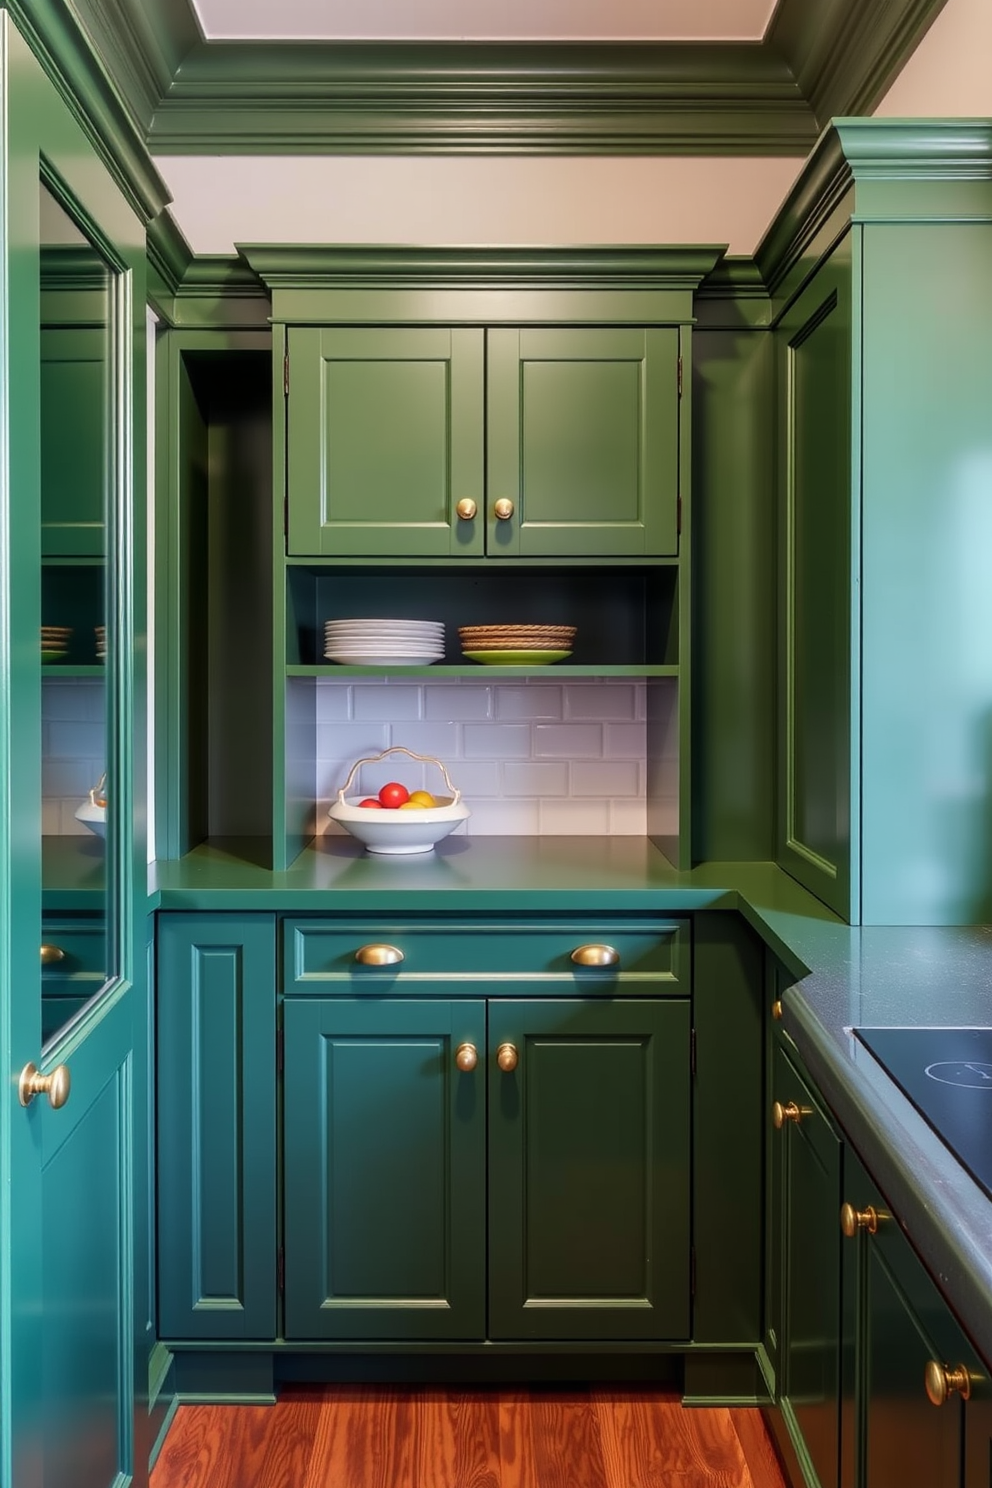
<box><xmin>487</xmin><ymin>327</ymin><xmax>679</xmax><ymax>558</ymax></box>
<box><xmin>777</xmin><ymin>236</ymin><xmax>855</xmax><ymax>923</ymax></box>
<box><xmin>487</xmin><ymin>997</ymin><xmax>690</xmax><ymax>1341</ymax></box>
<box><xmin>774</xmin><ymin>1041</ymin><xmax>844</xmax><ymax>1488</ymax></box>
<box><xmin>40</xmin><ymin>327</ymin><xmax>106</xmax><ymax>557</ymax></box>
<box><xmin>283</xmin><ymin>997</ymin><xmax>486</xmax><ymax>1340</ymax></box>
<box><xmin>287</xmin><ymin>325</ymin><xmax>485</xmax><ymax>558</ymax></box>
<box><xmin>157</xmin><ymin>914</ymin><xmax>277</xmax><ymax>1341</ymax></box>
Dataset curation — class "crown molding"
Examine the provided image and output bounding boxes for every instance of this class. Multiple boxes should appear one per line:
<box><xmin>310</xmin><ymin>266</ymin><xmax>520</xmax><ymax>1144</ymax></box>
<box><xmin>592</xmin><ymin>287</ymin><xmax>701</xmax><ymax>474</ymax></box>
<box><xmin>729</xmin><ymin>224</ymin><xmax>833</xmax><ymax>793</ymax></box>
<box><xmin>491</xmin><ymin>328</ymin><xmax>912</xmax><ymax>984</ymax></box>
<box><xmin>239</xmin><ymin>244</ymin><xmax>727</xmax><ymax>291</ymax></box>
<box><xmin>3</xmin><ymin>0</ymin><xmax>171</xmax><ymax>221</ymax></box>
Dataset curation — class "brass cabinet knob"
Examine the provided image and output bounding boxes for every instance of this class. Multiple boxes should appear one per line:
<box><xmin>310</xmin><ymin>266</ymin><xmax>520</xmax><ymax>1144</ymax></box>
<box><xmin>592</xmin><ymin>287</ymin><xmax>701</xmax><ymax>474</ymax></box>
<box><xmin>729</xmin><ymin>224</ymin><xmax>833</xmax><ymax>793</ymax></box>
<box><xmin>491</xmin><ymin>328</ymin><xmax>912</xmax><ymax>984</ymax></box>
<box><xmin>925</xmin><ymin>1360</ymin><xmax>972</xmax><ymax>1406</ymax></box>
<box><xmin>840</xmin><ymin>1202</ymin><xmax>879</xmax><ymax>1237</ymax></box>
<box><xmin>354</xmin><ymin>944</ymin><xmax>404</xmax><ymax>966</ymax></box>
<box><xmin>497</xmin><ymin>1042</ymin><xmax>518</xmax><ymax>1072</ymax></box>
<box><xmin>455</xmin><ymin>1042</ymin><xmax>478</xmax><ymax>1072</ymax></box>
<box><xmin>18</xmin><ymin>1062</ymin><xmax>71</xmax><ymax>1109</ymax></box>
<box><xmin>493</xmin><ymin>498</ymin><xmax>514</xmax><ymax>521</ymax></box>
<box><xmin>455</xmin><ymin>498</ymin><xmax>477</xmax><ymax>520</ymax></box>
<box><xmin>772</xmin><ymin>1100</ymin><xmax>805</xmax><ymax>1129</ymax></box>
<box><xmin>771</xmin><ymin>999</ymin><xmax>783</xmax><ymax>1021</ymax></box>
<box><xmin>571</xmin><ymin>944</ymin><xmax>620</xmax><ymax>968</ymax></box>
<box><xmin>40</xmin><ymin>944</ymin><xmax>66</xmax><ymax>966</ymax></box>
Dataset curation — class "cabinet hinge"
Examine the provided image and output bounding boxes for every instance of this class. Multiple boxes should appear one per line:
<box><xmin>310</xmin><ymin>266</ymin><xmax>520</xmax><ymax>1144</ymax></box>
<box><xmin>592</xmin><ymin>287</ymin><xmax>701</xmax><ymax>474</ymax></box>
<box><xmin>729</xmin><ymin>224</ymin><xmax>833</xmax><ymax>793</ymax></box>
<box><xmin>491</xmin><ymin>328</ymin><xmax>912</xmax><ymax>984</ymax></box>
<box><xmin>277</xmin><ymin>1247</ymin><xmax>285</xmax><ymax>1296</ymax></box>
<box><xmin>677</xmin><ymin>355</ymin><xmax>683</xmax><ymax>398</ymax></box>
<box><xmin>690</xmin><ymin>1026</ymin><xmax>696</xmax><ymax>1077</ymax></box>
<box><xmin>276</xmin><ymin>1027</ymin><xmax>284</xmax><ymax>1074</ymax></box>
<box><xmin>283</xmin><ymin>353</ymin><xmax>290</xmax><ymax>397</ymax></box>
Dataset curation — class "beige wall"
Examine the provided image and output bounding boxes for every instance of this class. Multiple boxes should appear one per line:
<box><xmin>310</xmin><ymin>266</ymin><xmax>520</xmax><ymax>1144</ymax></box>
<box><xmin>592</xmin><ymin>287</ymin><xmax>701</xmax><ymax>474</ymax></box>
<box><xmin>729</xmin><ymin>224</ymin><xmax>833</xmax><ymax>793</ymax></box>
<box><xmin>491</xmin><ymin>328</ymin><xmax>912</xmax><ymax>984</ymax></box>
<box><xmin>875</xmin><ymin>0</ymin><xmax>992</xmax><ymax>115</ymax></box>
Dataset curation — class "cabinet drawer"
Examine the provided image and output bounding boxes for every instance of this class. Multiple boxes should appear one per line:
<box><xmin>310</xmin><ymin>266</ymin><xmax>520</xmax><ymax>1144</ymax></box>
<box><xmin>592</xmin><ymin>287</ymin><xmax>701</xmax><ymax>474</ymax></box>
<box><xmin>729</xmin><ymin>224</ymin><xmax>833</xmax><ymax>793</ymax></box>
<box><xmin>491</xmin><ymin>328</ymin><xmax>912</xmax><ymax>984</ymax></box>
<box><xmin>40</xmin><ymin>917</ymin><xmax>105</xmax><ymax>992</ymax></box>
<box><xmin>283</xmin><ymin>917</ymin><xmax>689</xmax><ymax>994</ymax></box>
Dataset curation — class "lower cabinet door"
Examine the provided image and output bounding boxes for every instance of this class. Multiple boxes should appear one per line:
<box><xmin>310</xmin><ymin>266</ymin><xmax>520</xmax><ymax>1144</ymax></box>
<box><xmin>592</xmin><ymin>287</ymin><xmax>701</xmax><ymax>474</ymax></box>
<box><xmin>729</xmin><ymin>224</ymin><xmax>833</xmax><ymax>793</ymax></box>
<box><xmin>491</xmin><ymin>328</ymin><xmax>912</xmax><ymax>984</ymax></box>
<box><xmin>850</xmin><ymin>1165</ymin><xmax>973</xmax><ymax>1488</ymax></box>
<box><xmin>774</xmin><ymin>1043</ymin><xmax>845</xmax><ymax>1488</ymax></box>
<box><xmin>284</xmin><ymin>998</ymin><xmax>487</xmax><ymax>1340</ymax></box>
<box><xmin>487</xmin><ymin>997</ymin><xmax>690</xmax><ymax>1341</ymax></box>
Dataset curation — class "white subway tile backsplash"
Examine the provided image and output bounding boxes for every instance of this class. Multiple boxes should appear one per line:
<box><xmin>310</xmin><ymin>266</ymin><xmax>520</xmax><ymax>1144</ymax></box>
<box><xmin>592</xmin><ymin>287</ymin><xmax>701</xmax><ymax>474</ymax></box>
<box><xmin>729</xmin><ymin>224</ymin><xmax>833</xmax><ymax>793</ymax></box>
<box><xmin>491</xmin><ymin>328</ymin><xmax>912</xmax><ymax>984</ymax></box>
<box><xmin>564</xmin><ymin>685</ymin><xmax>635</xmax><ymax>720</ymax></box>
<box><xmin>495</xmin><ymin>686</ymin><xmax>562</xmax><ymax>721</ymax></box>
<box><xmin>48</xmin><ymin>721</ymin><xmax>105</xmax><ymax>759</ymax></box>
<box><xmin>464</xmin><ymin>722</ymin><xmax>531</xmax><ymax>758</ymax></box>
<box><xmin>533</xmin><ymin>723</ymin><xmax>603</xmax><ymax>758</ymax></box>
<box><xmin>41</xmin><ymin>679</ymin><xmax>106</xmax><ymax>836</ymax></box>
<box><xmin>571</xmin><ymin>760</ymin><xmax>640</xmax><ymax>797</ymax></box>
<box><xmin>304</xmin><ymin>678</ymin><xmax>661</xmax><ymax>838</ymax></box>
<box><xmin>604</xmin><ymin>721</ymin><xmax>648</xmax><ymax>758</ymax></box>
<box><xmin>539</xmin><ymin>798</ymin><xmax>611</xmax><ymax>835</ymax></box>
<box><xmin>502</xmin><ymin>761</ymin><xmax>570</xmax><ymax>797</ymax></box>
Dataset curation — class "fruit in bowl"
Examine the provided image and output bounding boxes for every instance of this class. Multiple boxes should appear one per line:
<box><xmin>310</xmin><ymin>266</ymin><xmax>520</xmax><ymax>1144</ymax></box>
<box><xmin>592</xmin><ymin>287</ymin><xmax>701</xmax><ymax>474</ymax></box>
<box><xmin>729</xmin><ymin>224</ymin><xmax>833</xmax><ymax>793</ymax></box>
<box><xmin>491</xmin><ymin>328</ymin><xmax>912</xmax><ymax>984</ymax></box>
<box><xmin>328</xmin><ymin>747</ymin><xmax>469</xmax><ymax>854</ymax></box>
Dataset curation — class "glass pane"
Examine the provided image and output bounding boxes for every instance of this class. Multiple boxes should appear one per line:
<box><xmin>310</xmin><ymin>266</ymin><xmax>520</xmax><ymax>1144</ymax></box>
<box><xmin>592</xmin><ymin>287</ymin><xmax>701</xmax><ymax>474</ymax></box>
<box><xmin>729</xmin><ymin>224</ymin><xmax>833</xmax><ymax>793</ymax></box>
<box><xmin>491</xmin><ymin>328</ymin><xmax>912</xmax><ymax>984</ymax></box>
<box><xmin>39</xmin><ymin>178</ymin><xmax>115</xmax><ymax>1045</ymax></box>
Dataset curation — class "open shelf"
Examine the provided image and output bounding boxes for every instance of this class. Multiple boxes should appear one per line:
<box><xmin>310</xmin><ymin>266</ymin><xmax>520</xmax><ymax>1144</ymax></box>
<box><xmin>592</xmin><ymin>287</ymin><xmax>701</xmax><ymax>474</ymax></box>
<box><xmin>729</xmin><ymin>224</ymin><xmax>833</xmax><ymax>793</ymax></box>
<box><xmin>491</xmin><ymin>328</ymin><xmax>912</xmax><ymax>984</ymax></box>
<box><xmin>288</xmin><ymin>664</ymin><xmax>679</xmax><ymax>679</ymax></box>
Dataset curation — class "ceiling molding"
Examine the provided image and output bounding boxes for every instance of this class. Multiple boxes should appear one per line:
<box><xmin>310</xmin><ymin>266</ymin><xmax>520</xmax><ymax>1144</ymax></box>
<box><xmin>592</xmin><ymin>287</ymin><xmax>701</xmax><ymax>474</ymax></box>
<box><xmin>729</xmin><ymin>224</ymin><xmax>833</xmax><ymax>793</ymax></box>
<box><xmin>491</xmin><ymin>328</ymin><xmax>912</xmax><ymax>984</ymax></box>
<box><xmin>238</xmin><ymin>243</ymin><xmax>727</xmax><ymax>291</ymax></box>
<box><xmin>768</xmin><ymin>0</ymin><xmax>949</xmax><ymax>126</ymax></box>
<box><xmin>4</xmin><ymin>0</ymin><xmax>172</xmax><ymax>221</ymax></box>
<box><xmin>149</xmin><ymin>41</ymin><xmax>815</xmax><ymax>155</ymax></box>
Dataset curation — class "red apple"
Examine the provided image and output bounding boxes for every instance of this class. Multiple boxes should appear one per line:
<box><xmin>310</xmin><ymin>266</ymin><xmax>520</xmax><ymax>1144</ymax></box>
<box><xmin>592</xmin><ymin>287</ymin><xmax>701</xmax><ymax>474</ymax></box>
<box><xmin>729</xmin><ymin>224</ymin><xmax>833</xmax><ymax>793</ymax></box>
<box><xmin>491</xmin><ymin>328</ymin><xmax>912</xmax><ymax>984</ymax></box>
<box><xmin>378</xmin><ymin>781</ymin><xmax>410</xmax><ymax>808</ymax></box>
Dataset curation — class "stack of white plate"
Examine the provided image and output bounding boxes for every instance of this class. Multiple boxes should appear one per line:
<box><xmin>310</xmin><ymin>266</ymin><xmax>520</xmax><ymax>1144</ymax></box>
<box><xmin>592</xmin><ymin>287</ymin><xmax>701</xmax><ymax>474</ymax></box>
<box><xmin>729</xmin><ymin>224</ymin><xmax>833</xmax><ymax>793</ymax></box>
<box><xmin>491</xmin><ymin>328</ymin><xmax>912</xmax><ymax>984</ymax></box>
<box><xmin>323</xmin><ymin>618</ymin><xmax>446</xmax><ymax>666</ymax></box>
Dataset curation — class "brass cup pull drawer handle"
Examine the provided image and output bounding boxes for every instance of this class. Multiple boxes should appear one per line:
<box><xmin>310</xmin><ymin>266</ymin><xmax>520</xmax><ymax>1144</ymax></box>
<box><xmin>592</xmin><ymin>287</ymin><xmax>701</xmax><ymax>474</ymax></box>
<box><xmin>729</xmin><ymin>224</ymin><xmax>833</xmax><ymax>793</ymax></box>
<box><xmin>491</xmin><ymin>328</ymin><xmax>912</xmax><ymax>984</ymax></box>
<box><xmin>840</xmin><ymin>1203</ymin><xmax>879</xmax><ymax>1237</ymax></box>
<box><xmin>571</xmin><ymin>944</ymin><xmax>620</xmax><ymax>968</ymax></box>
<box><xmin>354</xmin><ymin>944</ymin><xmax>404</xmax><ymax>967</ymax></box>
<box><xmin>455</xmin><ymin>1042</ymin><xmax>478</xmax><ymax>1072</ymax></box>
<box><xmin>925</xmin><ymin>1361</ymin><xmax>972</xmax><ymax>1406</ymax></box>
<box><xmin>771</xmin><ymin>999</ymin><xmax>783</xmax><ymax>1021</ymax></box>
<box><xmin>40</xmin><ymin>944</ymin><xmax>66</xmax><ymax>966</ymax></box>
<box><xmin>772</xmin><ymin>1100</ymin><xmax>808</xmax><ymax>1129</ymax></box>
<box><xmin>19</xmin><ymin>1062</ymin><xmax>71</xmax><ymax>1109</ymax></box>
<box><xmin>497</xmin><ymin>1042</ymin><xmax>518</xmax><ymax>1072</ymax></box>
<box><xmin>456</xmin><ymin>499</ymin><xmax>477</xmax><ymax>520</ymax></box>
<box><xmin>493</xmin><ymin>498</ymin><xmax>514</xmax><ymax>521</ymax></box>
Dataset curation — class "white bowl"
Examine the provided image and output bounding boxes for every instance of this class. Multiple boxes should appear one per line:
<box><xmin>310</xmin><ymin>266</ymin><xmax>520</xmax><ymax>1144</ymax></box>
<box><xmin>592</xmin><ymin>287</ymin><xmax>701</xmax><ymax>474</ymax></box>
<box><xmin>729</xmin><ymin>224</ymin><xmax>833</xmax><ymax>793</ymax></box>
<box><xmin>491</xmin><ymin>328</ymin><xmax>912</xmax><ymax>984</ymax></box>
<box><xmin>74</xmin><ymin>799</ymin><xmax>106</xmax><ymax>839</ymax></box>
<box><xmin>328</xmin><ymin>795</ymin><xmax>470</xmax><ymax>854</ymax></box>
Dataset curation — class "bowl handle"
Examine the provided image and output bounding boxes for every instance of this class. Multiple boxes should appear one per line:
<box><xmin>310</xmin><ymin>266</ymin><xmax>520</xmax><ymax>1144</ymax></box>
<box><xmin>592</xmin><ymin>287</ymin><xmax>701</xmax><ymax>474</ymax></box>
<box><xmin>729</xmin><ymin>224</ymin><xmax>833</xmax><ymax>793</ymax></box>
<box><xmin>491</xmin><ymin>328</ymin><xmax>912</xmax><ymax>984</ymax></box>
<box><xmin>337</xmin><ymin>745</ymin><xmax>461</xmax><ymax>805</ymax></box>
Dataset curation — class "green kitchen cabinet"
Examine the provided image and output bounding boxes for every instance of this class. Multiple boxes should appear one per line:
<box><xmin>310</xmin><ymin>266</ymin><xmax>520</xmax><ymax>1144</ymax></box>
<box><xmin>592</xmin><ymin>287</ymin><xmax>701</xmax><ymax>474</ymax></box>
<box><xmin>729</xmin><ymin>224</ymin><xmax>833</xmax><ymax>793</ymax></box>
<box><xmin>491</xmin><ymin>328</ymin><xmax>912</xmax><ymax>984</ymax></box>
<box><xmin>283</xmin><ymin>996</ymin><xmax>488</xmax><ymax>1341</ymax></box>
<box><xmin>487</xmin><ymin>996</ymin><xmax>690</xmax><ymax>1342</ymax></box>
<box><xmin>283</xmin><ymin>992</ymin><xmax>689</xmax><ymax>1345</ymax></box>
<box><xmin>842</xmin><ymin>1156</ymin><xmax>988</xmax><ymax>1488</ymax></box>
<box><xmin>40</xmin><ymin>327</ymin><xmax>106</xmax><ymax>558</ymax></box>
<box><xmin>156</xmin><ymin>914</ymin><xmax>277</xmax><ymax>1341</ymax></box>
<box><xmin>286</xmin><ymin>324</ymin><xmax>680</xmax><ymax>559</ymax></box>
<box><xmin>770</xmin><ymin>1039</ymin><xmax>851</xmax><ymax>1488</ymax></box>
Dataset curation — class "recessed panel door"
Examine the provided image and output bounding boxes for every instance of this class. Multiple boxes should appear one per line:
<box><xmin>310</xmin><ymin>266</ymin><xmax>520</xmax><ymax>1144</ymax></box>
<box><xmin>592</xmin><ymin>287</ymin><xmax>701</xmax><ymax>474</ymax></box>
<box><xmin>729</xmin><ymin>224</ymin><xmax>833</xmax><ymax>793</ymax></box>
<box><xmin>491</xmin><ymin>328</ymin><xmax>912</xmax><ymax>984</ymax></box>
<box><xmin>487</xmin><ymin>327</ymin><xmax>680</xmax><ymax>558</ymax></box>
<box><xmin>488</xmin><ymin>997</ymin><xmax>690</xmax><ymax>1341</ymax></box>
<box><xmin>284</xmin><ymin>997</ymin><xmax>486</xmax><ymax>1340</ymax></box>
<box><xmin>287</xmin><ymin>326</ymin><xmax>485</xmax><ymax>557</ymax></box>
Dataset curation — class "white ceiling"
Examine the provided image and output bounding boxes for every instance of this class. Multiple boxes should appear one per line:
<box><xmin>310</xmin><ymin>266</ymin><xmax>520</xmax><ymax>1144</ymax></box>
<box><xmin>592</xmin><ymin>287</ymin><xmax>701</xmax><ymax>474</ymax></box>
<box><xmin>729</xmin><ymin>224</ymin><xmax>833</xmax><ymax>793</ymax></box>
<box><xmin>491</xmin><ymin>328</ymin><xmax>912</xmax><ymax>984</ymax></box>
<box><xmin>189</xmin><ymin>0</ymin><xmax>777</xmax><ymax>43</ymax></box>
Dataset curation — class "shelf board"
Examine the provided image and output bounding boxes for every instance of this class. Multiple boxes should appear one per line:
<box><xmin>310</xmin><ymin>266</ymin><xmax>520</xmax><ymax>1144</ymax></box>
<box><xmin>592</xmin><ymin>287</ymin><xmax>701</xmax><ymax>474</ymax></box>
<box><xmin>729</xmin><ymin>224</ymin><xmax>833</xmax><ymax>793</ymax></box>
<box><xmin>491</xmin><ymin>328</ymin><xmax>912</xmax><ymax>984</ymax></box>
<box><xmin>41</xmin><ymin>664</ymin><xmax>105</xmax><ymax>677</ymax></box>
<box><xmin>287</xmin><ymin>664</ymin><xmax>678</xmax><ymax>678</ymax></box>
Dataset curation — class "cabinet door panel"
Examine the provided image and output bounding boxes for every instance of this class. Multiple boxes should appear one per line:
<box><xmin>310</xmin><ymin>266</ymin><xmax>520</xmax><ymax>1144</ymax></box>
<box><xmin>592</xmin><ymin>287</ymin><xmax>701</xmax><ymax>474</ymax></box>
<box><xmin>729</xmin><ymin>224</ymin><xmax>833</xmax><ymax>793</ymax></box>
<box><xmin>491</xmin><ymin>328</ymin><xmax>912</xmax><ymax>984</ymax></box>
<box><xmin>157</xmin><ymin>915</ymin><xmax>276</xmax><ymax>1340</ymax></box>
<box><xmin>488</xmin><ymin>327</ymin><xmax>679</xmax><ymax>558</ymax></box>
<box><xmin>284</xmin><ymin>998</ymin><xmax>486</xmax><ymax>1340</ymax></box>
<box><xmin>775</xmin><ymin>1044</ymin><xmax>844</xmax><ymax>1488</ymax></box>
<box><xmin>287</xmin><ymin>326</ymin><xmax>484</xmax><ymax>557</ymax></box>
<box><xmin>41</xmin><ymin>327</ymin><xmax>105</xmax><ymax>556</ymax></box>
<box><xmin>488</xmin><ymin>998</ymin><xmax>690</xmax><ymax>1341</ymax></box>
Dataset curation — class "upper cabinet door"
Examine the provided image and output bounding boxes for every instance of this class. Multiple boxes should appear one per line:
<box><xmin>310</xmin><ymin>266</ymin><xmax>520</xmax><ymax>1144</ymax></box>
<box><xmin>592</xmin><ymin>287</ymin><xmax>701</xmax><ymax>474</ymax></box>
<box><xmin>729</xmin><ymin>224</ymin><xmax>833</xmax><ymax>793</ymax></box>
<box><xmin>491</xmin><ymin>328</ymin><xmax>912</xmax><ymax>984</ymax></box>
<box><xmin>487</xmin><ymin>327</ymin><xmax>680</xmax><ymax>559</ymax></box>
<box><xmin>287</xmin><ymin>325</ymin><xmax>485</xmax><ymax>557</ymax></box>
<box><xmin>40</xmin><ymin>326</ymin><xmax>106</xmax><ymax>558</ymax></box>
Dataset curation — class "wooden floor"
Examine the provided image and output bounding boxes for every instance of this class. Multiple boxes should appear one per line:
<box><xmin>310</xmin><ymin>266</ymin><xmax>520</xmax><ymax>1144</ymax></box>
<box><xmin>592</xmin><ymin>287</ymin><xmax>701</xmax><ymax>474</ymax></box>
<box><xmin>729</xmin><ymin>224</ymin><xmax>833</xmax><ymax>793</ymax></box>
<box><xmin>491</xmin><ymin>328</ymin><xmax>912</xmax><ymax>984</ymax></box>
<box><xmin>150</xmin><ymin>1385</ymin><xmax>789</xmax><ymax>1488</ymax></box>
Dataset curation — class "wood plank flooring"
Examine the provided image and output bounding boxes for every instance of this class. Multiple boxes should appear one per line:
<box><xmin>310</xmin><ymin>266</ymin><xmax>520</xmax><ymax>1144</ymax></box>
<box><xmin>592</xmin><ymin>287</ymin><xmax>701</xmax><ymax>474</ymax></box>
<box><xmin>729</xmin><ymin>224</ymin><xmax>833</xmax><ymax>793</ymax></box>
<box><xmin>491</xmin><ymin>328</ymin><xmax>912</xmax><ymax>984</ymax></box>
<box><xmin>150</xmin><ymin>1385</ymin><xmax>789</xmax><ymax>1488</ymax></box>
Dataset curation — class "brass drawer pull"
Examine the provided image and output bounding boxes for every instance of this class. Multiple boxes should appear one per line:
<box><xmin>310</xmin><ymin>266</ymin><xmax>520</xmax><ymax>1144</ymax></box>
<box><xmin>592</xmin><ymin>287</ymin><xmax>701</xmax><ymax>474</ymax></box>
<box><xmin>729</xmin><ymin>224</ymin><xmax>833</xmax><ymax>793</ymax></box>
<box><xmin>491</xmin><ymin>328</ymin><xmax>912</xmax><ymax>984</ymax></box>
<box><xmin>456</xmin><ymin>499</ymin><xmax>477</xmax><ymax>520</ymax></box>
<box><xmin>925</xmin><ymin>1361</ymin><xmax>972</xmax><ymax>1406</ymax></box>
<box><xmin>354</xmin><ymin>944</ymin><xmax>404</xmax><ymax>967</ymax></box>
<box><xmin>772</xmin><ymin>1100</ymin><xmax>809</xmax><ymax>1128</ymax></box>
<box><xmin>571</xmin><ymin>944</ymin><xmax>619</xmax><ymax>968</ymax></box>
<box><xmin>40</xmin><ymin>944</ymin><xmax>66</xmax><ymax>965</ymax></box>
<box><xmin>455</xmin><ymin>1042</ymin><xmax>478</xmax><ymax>1072</ymax></box>
<box><xmin>497</xmin><ymin>1042</ymin><xmax>518</xmax><ymax>1072</ymax></box>
<box><xmin>493</xmin><ymin>498</ymin><xmax>514</xmax><ymax>521</ymax></box>
<box><xmin>771</xmin><ymin>999</ymin><xmax>783</xmax><ymax>1021</ymax></box>
<box><xmin>19</xmin><ymin>1062</ymin><xmax>71</xmax><ymax>1109</ymax></box>
<box><xmin>840</xmin><ymin>1203</ymin><xmax>879</xmax><ymax>1237</ymax></box>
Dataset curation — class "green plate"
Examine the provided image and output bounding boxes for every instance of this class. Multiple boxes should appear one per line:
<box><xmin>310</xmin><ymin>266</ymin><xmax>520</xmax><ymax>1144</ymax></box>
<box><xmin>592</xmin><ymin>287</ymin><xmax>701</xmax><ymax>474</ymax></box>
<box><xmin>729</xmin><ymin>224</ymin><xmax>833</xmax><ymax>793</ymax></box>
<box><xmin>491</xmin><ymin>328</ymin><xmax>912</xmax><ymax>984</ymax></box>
<box><xmin>462</xmin><ymin>649</ymin><xmax>572</xmax><ymax>666</ymax></box>
<box><xmin>41</xmin><ymin>650</ymin><xmax>66</xmax><ymax>663</ymax></box>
